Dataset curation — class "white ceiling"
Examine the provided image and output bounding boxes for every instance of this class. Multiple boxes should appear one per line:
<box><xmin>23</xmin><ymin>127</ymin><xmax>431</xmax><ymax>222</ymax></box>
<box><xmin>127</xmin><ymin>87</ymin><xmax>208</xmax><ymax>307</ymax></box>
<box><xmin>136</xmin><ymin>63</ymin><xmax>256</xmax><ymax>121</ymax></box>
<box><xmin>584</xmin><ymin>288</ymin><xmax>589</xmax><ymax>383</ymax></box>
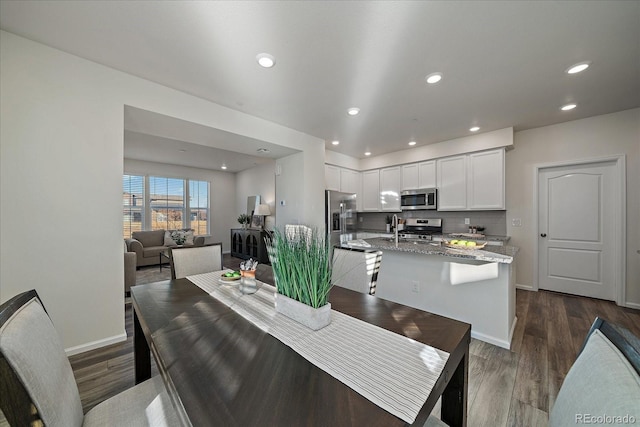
<box><xmin>1</xmin><ymin>1</ymin><xmax>639</xmax><ymax>161</ymax></box>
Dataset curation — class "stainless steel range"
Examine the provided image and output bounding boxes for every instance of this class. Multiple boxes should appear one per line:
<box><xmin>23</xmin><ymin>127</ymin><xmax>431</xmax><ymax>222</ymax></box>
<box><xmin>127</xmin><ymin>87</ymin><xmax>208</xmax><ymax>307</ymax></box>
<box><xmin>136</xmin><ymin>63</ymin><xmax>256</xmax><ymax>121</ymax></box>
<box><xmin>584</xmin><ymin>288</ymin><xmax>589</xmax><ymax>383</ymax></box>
<box><xmin>399</xmin><ymin>218</ymin><xmax>443</xmax><ymax>241</ymax></box>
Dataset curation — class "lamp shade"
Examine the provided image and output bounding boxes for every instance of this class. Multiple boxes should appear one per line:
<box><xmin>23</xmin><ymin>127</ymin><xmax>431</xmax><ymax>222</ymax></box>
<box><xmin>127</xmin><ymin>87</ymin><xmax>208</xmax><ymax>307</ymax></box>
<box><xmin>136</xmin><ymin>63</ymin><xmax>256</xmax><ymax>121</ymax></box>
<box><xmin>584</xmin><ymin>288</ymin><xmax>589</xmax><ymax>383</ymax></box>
<box><xmin>255</xmin><ymin>204</ymin><xmax>271</xmax><ymax>216</ymax></box>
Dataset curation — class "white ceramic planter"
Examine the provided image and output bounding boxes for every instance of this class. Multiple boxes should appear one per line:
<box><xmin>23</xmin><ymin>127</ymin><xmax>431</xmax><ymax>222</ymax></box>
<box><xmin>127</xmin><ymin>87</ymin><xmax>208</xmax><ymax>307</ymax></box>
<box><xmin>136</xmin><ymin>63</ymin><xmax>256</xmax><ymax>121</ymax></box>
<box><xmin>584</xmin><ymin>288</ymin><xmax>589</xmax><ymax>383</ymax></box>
<box><xmin>274</xmin><ymin>293</ymin><xmax>331</xmax><ymax>331</ymax></box>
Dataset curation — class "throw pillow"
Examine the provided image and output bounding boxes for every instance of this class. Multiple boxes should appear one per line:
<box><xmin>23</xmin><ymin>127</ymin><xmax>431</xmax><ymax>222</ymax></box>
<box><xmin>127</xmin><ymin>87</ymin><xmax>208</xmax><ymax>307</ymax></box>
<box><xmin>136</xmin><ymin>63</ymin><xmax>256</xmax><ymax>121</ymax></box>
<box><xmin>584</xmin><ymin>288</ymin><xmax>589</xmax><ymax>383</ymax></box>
<box><xmin>164</xmin><ymin>231</ymin><xmax>175</xmax><ymax>246</ymax></box>
<box><xmin>184</xmin><ymin>230</ymin><xmax>194</xmax><ymax>245</ymax></box>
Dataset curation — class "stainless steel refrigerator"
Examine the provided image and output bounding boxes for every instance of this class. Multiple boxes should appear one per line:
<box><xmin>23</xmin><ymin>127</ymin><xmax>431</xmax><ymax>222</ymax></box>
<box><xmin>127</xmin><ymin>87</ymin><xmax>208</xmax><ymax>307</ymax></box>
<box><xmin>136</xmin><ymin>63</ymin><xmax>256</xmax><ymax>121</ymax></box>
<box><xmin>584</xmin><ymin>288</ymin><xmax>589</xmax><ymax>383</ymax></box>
<box><xmin>325</xmin><ymin>190</ymin><xmax>358</xmax><ymax>247</ymax></box>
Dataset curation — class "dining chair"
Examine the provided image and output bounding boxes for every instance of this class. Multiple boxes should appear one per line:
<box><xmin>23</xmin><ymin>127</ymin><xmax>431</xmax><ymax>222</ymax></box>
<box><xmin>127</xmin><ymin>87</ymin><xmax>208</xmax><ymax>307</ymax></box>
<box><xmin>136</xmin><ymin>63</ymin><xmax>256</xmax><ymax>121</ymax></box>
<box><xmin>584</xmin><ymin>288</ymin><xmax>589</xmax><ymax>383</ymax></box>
<box><xmin>169</xmin><ymin>242</ymin><xmax>223</xmax><ymax>279</ymax></box>
<box><xmin>0</xmin><ymin>289</ymin><xmax>179</xmax><ymax>427</ymax></box>
<box><xmin>331</xmin><ymin>247</ymin><xmax>382</xmax><ymax>295</ymax></box>
<box><xmin>549</xmin><ymin>317</ymin><xmax>640</xmax><ymax>426</ymax></box>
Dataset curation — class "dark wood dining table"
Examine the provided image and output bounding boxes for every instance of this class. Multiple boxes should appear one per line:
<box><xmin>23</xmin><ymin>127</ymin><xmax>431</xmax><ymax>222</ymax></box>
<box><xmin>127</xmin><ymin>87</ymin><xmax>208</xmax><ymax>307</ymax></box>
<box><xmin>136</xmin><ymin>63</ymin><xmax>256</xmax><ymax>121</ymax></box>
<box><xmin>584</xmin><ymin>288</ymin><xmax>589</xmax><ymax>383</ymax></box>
<box><xmin>131</xmin><ymin>278</ymin><xmax>471</xmax><ymax>427</ymax></box>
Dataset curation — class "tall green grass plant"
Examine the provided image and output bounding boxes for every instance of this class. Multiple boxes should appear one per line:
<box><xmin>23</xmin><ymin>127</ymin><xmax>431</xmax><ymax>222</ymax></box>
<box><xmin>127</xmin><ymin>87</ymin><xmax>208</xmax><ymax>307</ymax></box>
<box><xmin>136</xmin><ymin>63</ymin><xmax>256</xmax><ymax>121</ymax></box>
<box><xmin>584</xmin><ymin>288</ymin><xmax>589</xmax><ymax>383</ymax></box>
<box><xmin>266</xmin><ymin>227</ymin><xmax>333</xmax><ymax>308</ymax></box>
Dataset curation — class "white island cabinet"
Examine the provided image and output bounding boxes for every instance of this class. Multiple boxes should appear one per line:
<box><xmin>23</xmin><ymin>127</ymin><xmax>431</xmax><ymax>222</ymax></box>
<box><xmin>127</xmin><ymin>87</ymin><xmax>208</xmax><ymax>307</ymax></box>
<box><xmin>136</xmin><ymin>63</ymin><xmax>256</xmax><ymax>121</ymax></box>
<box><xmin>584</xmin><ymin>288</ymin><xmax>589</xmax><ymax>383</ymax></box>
<box><xmin>367</xmin><ymin>238</ymin><xmax>517</xmax><ymax>349</ymax></box>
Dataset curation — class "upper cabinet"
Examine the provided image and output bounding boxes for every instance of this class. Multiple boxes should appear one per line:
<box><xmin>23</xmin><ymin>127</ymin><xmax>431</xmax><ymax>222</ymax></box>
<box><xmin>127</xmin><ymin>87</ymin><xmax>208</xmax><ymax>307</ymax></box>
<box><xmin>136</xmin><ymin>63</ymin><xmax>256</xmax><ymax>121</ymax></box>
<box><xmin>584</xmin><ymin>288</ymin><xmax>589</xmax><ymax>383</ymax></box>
<box><xmin>326</xmin><ymin>147</ymin><xmax>504</xmax><ymax>212</ymax></box>
<box><xmin>325</xmin><ymin>164</ymin><xmax>340</xmax><ymax>191</ymax></box>
<box><xmin>402</xmin><ymin>161</ymin><xmax>436</xmax><ymax>190</ymax></box>
<box><xmin>437</xmin><ymin>148</ymin><xmax>505</xmax><ymax>211</ymax></box>
<box><xmin>467</xmin><ymin>149</ymin><xmax>505</xmax><ymax>209</ymax></box>
<box><xmin>380</xmin><ymin>166</ymin><xmax>401</xmax><ymax>211</ymax></box>
<box><xmin>437</xmin><ymin>155</ymin><xmax>468</xmax><ymax>210</ymax></box>
<box><xmin>401</xmin><ymin>164</ymin><xmax>419</xmax><ymax>190</ymax></box>
<box><xmin>418</xmin><ymin>161</ymin><xmax>436</xmax><ymax>188</ymax></box>
<box><xmin>340</xmin><ymin>168</ymin><xmax>360</xmax><ymax>195</ymax></box>
<box><xmin>361</xmin><ymin>170</ymin><xmax>380</xmax><ymax>211</ymax></box>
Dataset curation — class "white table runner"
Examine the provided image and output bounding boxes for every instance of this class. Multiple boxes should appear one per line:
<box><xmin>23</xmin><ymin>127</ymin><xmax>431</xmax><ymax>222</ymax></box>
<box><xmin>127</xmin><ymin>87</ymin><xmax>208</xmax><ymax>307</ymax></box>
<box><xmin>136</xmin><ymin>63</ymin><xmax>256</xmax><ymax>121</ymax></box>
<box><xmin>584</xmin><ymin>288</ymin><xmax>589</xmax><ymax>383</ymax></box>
<box><xmin>187</xmin><ymin>271</ymin><xmax>449</xmax><ymax>424</ymax></box>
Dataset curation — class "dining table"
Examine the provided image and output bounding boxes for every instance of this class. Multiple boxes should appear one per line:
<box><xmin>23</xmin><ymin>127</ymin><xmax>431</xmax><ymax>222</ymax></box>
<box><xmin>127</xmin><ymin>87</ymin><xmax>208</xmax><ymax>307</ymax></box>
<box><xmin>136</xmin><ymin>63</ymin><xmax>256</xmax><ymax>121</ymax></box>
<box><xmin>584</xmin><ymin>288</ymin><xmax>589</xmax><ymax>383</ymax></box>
<box><xmin>131</xmin><ymin>275</ymin><xmax>471</xmax><ymax>426</ymax></box>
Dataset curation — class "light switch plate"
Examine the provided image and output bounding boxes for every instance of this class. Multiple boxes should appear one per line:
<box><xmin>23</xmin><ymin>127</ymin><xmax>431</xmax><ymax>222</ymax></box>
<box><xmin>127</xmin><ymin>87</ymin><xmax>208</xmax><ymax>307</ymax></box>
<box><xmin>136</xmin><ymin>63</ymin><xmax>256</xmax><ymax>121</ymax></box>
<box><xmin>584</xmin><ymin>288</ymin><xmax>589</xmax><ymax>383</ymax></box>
<box><xmin>512</xmin><ymin>218</ymin><xmax>522</xmax><ymax>227</ymax></box>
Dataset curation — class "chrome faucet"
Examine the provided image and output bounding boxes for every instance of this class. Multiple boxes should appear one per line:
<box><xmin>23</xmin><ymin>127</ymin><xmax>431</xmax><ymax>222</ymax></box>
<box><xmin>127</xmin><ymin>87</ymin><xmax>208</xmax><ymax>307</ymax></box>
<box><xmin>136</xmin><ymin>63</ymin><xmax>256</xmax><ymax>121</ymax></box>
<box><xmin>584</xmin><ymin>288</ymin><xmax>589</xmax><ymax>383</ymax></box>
<box><xmin>392</xmin><ymin>214</ymin><xmax>399</xmax><ymax>247</ymax></box>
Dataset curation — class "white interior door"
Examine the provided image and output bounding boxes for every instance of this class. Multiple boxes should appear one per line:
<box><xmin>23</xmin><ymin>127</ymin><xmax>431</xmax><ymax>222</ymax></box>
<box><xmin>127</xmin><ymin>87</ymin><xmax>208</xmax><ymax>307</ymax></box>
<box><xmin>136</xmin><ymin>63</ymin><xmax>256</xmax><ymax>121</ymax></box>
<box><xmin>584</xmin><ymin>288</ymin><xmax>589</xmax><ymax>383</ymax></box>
<box><xmin>538</xmin><ymin>161</ymin><xmax>617</xmax><ymax>300</ymax></box>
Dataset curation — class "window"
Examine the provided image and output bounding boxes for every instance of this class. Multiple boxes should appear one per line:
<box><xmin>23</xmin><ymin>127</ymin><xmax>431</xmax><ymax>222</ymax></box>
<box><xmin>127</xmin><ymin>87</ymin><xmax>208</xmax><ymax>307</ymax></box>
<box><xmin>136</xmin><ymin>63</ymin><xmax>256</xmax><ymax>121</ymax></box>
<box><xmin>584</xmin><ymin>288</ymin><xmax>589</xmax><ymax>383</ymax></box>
<box><xmin>122</xmin><ymin>174</ymin><xmax>210</xmax><ymax>238</ymax></box>
<box><xmin>150</xmin><ymin>176</ymin><xmax>185</xmax><ymax>231</ymax></box>
<box><xmin>189</xmin><ymin>180</ymin><xmax>209</xmax><ymax>235</ymax></box>
<box><xmin>122</xmin><ymin>175</ymin><xmax>145</xmax><ymax>239</ymax></box>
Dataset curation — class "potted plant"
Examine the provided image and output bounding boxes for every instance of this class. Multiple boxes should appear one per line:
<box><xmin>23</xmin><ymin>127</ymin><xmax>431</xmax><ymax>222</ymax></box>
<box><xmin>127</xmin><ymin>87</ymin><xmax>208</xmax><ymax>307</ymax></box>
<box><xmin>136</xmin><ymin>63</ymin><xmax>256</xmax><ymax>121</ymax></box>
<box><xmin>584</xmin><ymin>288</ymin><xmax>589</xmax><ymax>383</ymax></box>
<box><xmin>265</xmin><ymin>226</ymin><xmax>333</xmax><ymax>330</ymax></box>
<box><xmin>385</xmin><ymin>215</ymin><xmax>393</xmax><ymax>233</ymax></box>
<box><xmin>237</xmin><ymin>213</ymin><xmax>251</xmax><ymax>229</ymax></box>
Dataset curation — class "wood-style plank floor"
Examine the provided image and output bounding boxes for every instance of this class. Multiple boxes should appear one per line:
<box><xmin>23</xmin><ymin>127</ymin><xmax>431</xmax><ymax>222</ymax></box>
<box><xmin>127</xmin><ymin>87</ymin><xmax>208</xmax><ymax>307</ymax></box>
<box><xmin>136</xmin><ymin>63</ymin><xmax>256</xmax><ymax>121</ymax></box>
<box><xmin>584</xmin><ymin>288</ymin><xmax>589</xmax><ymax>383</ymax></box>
<box><xmin>61</xmin><ymin>261</ymin><xmax>640</xmax><ymax>425</ymax></box>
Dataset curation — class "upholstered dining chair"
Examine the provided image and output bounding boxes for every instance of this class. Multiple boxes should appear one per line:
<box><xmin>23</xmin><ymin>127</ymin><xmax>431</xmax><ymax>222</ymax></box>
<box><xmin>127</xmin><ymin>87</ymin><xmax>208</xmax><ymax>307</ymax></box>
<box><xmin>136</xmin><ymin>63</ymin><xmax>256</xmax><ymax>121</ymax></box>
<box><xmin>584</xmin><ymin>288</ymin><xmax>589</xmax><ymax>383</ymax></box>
<box><xmin>0</xmin><ymin>289</ymin><xmax>179</xmax><ymax>426</ymax></box>
<box><xmin>331</xmin><ymin>247</ymin><xmax>382</xmax><ymax>295</ymax></box>
<box><xmin>169</xmin><ymin>243</ymin><xmax>223</xmax><ymax>279</ymax></box>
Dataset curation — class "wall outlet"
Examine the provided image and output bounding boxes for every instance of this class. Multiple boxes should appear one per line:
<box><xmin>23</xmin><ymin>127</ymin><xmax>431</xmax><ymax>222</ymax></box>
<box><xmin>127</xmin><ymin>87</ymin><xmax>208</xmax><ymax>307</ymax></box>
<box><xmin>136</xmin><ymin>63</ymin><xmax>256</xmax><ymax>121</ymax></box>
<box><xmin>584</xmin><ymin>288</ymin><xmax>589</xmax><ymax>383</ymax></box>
<box><xmin>512</xmin><ymin>218</ymin><xmax>522</xmax><ymax>227</ymax></box>
<box><xmin>464</xmin><ymin>218</ymin><xmax>470</xmax><ymax>225</ymax></box>
<box><xmin>359</xmin><ymin>216</ymin><xmax>363</xmax><ymax>222</ymax></box>
<box><xmin>411</xmin><ymin>281</ymin><xmax>420</xmax><ymax>293</ymax></box>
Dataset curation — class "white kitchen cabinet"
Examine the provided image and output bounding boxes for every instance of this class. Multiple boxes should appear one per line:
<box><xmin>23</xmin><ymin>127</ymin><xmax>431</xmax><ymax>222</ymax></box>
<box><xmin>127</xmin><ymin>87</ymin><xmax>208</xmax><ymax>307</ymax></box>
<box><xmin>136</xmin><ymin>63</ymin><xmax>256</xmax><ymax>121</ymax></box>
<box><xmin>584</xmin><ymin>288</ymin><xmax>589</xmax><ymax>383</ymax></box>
<box><xmin>401</xmin><ymin>164</ymin><xmax>419</xmax><ymax>190</ymax></box>
<box><xmin>361</xmin><ymin>170</ymin><xmax>380</xmax><ymax>211</ymax></box>
<box><xmin>437</xmin><ymin>155</ymin><xmax>468</xmax><ymax>210</ymax></box>
<box><xmin>340</xmin><ymin>168</ymin><xmax>360</xmax><ymax>194</ymax></box>
<box><xmin>437</xmin><ymin>149</ymin><xmax>505</xmax><ymax>211</ymax></box>
<box><xmin>418</xmin><ymin>161</ymin><xmax>436</xmax><ymax>188</ymax></box>
<box><xmin>379</xmin><ymin>166</ymin><xmax>401</xmax><ymax>211</ymax></box>
<box><xmin>325</xmin><ymin>164</ymin><xmax>340</xmax><ymax>191</ymax></box>
<box><xmin>467</xmin><ymin>149</ymin><xmax>505</xmax><ymax>209</ymax></box>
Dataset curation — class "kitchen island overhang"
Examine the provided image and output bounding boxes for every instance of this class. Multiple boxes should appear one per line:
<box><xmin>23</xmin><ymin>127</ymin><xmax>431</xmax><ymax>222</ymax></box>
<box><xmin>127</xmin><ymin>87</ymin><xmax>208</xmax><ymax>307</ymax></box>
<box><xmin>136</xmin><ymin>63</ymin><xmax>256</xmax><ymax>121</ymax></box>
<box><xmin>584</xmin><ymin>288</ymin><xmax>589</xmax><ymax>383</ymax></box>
<box><xmin>359</xmin><ymin>238</ymin><xmax>518</xmax><ymax>349</ymax></box>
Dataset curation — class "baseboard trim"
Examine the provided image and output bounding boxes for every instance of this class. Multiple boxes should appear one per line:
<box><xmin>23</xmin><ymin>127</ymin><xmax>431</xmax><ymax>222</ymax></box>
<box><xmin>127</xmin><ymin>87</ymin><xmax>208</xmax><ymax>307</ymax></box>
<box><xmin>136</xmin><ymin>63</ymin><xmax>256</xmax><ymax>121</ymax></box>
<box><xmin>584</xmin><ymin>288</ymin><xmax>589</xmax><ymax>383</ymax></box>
<box><xmin>624</xmin><ymin>301</ymin><xmax>640</xmax><ymax>310</ymax></box>
<box><xmin>516</xmin><ymin>283</ymin><xmax>534</xmax><ymax>291</ymax></box>
<box><xmin>65</xmin><ymin>331</ymin><xmax>127</xmax><ymax>356</ymax></box>
<box><xmin>509</xmin><ymin>316</ymin><xmax>518</xmax><ymax>344</ymax></box>
<box><xmin>470</xmin><ymin>330</ymin><xmax>511</xmax><ymax>350</ymax></box>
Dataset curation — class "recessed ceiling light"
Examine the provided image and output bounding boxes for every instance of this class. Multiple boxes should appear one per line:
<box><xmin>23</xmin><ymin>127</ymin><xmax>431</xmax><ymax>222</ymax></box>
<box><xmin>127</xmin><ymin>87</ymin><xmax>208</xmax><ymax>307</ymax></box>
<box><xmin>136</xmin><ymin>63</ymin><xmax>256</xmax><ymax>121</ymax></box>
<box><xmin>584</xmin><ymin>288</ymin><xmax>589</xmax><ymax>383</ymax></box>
<box><xmin>364</xmin><ymin>151</ymin><xmax>371</xmax><ymax>156</ymax></box>
<box><xmin>408</xmin><ymin>141</ymin><xmax>417</xmax><ymax>146</ymax></box>
<box><xmin>178</xmin><ymin>149</ymin><xmax>187</xmax><ymax>153</ymax></box>
<box><xmin>332</xmin><ymin>140</ymin><xmax>340</xmax><ymax>145</ymax></box>
<box><xmin>221</xmin><ymin>164</ymin><xmax>227</xmax><ymax>170</ymax></box>
<box><xmin>561</xmin><ymin>103</ymin><xmax>577</xmax><ymax>111</ymax></box>
<box><xmin>347</xmin><ymin>107</ymin><xmax>360</xmax><ymax>116</ymax></box>
<box><xmin>566</xmin><ymin>61</ymin><xmax>591</xmax><ymax>74</ymax></box>
<box><xmin>256</xmin><ymin>53</ymin><xmax>275</xmax><ymax>68</ymax></box>
<box><xmin>425</xmin><ymin>72</ymin><xmax>443</xmax><ymax>84</ymax></box>
<box><xmin>256</xmin><ymin>148</ymin><xmax>270</xmax><ymax>153</ymax></box>
<box><xmin>469</xmin><ymin>126</ymin><xmax>480</xmax><ymax>132</ymax></box>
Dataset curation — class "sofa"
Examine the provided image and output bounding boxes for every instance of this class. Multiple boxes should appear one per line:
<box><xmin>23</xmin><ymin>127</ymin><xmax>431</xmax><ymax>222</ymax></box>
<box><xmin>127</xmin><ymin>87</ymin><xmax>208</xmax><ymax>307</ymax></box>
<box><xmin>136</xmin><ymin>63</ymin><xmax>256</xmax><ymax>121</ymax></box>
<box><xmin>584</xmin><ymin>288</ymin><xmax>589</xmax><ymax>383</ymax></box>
<box><xmin>124</xmin><ymin>241</ymin><xmax>136</xmax><ymax>294</ymax></box>
<box><xmin>125</xmin><ymin>229</ymin><xmax>210</xmax><ymax>268</ymax></box>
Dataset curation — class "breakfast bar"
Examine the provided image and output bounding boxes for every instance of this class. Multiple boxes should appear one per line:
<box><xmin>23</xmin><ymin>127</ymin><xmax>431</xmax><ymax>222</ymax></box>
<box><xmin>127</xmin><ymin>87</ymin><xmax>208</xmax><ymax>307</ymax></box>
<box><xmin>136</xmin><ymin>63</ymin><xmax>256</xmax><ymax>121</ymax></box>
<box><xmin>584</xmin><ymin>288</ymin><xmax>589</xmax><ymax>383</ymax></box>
<box><xmin>360</xmin><ymin>238</ymin><xmax>518</xmax><ymax>349</ymax></box>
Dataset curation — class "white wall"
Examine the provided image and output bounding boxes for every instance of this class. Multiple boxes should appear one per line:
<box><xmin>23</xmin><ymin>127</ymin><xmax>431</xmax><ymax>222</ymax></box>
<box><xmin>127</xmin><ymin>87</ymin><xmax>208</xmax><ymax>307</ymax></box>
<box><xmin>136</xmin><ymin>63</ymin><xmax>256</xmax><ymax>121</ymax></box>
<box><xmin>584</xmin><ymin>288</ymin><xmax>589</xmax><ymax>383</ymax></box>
<box><xmin>124</xmin><ymin>159</ymin><xmax>237</xmax><ymax>252</ymax></box>
<box><xmin>275</xmin><ymin>152</ymin><xmax>306</xmax><ymax>228</ymax></box>
<box><xmin>0</xmin><ymin>31</ymin><xmax>326</xmax><ymax>352</ymax></box>
<box><xmin>236</xmin><ymin>161</ymin><xmax>276</xmax><ymax>230</ymax></box>
<box><xmin>327</xmin><ymin>127</ymin><xmax>514</xmax><ymax>170</ymax></box>
<box><xmin>507</xmin><ymin>108</ymin><xmax>640</xmax><ymax>306</ymax></box>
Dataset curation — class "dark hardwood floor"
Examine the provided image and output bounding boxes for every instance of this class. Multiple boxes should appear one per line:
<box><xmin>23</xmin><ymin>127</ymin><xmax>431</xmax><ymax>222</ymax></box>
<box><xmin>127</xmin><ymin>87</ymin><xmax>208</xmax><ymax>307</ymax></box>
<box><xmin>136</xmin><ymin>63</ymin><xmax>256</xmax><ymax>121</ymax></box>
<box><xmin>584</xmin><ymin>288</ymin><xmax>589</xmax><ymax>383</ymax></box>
<box><xmin>64</xmin><ymin>258</ymin><xmax>640</xmax><ymax>425</ymax></box>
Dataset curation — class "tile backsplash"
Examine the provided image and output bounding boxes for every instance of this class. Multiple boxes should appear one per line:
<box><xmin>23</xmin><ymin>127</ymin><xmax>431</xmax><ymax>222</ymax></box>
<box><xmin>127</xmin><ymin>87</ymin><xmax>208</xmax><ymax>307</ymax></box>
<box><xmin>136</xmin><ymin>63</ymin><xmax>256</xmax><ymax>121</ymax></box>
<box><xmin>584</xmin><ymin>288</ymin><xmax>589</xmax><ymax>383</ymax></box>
<box><xmin>358</xmin><ymin>210</ymin><xmax>507</xmax><ymax>236</ymax></box>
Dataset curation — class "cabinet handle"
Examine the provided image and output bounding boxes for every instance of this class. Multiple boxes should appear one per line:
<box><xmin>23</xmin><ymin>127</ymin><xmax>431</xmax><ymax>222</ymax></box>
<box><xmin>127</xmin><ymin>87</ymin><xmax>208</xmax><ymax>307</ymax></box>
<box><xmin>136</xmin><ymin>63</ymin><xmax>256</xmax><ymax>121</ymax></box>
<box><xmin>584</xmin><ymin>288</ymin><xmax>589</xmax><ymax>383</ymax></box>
<box><xmin>540</xmin><ymin>233</ymin><xmax>547</xmax><ymax>237</ymax></box>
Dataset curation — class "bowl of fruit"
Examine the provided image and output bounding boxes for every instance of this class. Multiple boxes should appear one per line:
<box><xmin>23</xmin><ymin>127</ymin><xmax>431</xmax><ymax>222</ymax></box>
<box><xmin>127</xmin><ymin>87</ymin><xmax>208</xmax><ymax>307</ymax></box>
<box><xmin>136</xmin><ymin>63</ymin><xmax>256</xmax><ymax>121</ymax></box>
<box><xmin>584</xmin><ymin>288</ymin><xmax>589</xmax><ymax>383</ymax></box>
<box><xmin>444</xmin><ymin>239</ymin><xmax>487</xmax><ymax>250</ymax></box>
<box><xmin>219</xmin><ymin>270</ymin><xmax>242</xmax><ymax>283</ymax></box>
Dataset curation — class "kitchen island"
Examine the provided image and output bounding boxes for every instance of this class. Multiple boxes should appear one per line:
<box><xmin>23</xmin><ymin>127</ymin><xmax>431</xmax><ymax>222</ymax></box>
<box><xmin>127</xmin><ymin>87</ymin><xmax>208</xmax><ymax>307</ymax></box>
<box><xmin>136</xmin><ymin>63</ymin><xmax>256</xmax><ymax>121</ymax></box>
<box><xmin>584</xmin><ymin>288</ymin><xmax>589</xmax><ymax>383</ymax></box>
<box><xmin>356</xmin><ymin>238</ymin><xmax>518</xmax><ymax>349</ymax></box>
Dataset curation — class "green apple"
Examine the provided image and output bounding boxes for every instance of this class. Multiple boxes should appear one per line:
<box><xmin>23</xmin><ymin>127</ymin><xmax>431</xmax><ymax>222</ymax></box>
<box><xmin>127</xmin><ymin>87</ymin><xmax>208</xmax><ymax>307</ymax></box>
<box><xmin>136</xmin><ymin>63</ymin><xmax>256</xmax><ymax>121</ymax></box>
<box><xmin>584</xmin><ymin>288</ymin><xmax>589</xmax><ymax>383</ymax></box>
<box><xmin>466</xmin><ymin>241</ymin><xmax>477</xmax><ymax>247</ymax></box>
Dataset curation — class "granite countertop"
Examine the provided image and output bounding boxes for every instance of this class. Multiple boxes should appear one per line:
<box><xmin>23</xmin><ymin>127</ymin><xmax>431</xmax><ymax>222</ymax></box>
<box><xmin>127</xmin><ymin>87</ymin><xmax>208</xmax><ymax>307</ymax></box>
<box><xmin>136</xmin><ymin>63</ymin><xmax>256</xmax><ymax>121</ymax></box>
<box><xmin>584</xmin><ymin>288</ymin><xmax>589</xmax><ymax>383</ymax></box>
<box><xmin>358</xmin><ymin>237</ymin><xmax>519</xmax><ymax>264</ymax></box>
<box><xmin>433</xmin><ymin>234</ymin><xmax>510</xmax><ymax>242</ymax></box>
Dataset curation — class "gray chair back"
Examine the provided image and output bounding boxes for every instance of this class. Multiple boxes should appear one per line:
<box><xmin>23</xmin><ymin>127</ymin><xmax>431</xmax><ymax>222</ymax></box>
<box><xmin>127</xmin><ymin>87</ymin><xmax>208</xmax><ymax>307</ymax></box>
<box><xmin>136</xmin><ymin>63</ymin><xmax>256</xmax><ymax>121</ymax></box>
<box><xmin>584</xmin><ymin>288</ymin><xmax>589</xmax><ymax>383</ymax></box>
<box><xmin>169</xmin><ymin>243</ymin><xmax>223</xmax><ymax>279</ymax></box>
<box><xmin>0</xmin><ymin>290</ymin><xmax>84</xmax><ymax>427</ymax></box>
<box><xmin>549</xmin><ymin>317</ymin><xmax>640</xmax><ymax>426</ymax></box>
<box><xmin>331</xmin><ymin>248</ymin><xmax>382</xmax><ymax>295</ymax></box>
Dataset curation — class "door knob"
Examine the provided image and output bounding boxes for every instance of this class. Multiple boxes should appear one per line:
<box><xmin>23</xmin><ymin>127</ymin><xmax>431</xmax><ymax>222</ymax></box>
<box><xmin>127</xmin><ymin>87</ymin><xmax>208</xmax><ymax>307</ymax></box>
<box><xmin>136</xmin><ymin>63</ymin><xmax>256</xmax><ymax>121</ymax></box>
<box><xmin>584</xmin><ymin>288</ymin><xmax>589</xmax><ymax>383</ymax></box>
<box><xmin>540</xmin><ymin>233</ymin><xmax>547</xmax><ymax>237</ymax></box>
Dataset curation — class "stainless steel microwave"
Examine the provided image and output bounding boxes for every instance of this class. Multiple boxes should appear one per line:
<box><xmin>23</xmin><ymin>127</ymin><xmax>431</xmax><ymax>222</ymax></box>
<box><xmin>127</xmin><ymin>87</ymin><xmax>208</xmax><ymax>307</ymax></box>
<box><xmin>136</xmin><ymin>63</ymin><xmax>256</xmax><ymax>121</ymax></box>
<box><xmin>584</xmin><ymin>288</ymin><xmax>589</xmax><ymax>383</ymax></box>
<box><xmin>400</xmin><ymin>188</ymin><xmax>437</xmax><ymax>210</ymax></box>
